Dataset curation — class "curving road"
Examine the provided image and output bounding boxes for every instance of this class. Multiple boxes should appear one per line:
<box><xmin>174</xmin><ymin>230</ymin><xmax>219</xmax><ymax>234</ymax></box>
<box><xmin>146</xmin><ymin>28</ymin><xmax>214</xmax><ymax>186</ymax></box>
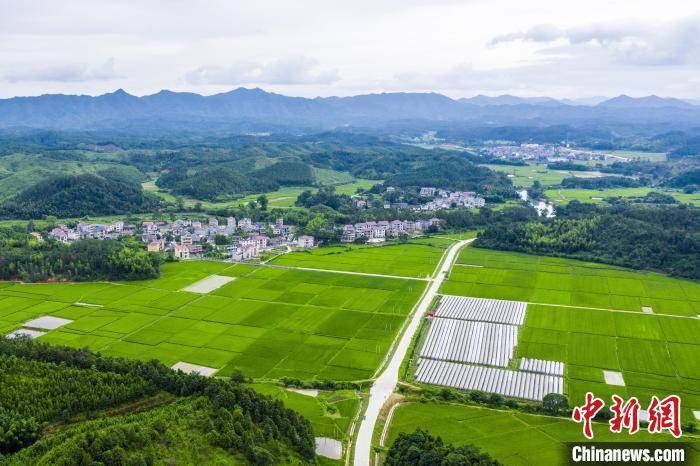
<box><xmin>352</xmin><ymin>238</ymin><xmax>473</xmax><ymax>466</ymax></box>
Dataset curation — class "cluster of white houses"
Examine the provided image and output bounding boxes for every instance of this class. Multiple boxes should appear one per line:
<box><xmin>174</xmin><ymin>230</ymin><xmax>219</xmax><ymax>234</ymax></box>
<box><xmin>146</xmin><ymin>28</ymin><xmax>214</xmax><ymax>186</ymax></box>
<box><xmin>50</xmin><ymin>221</ymin><xmax>136</xmax><ymax>242</ymax></box>
<box><xmin>142</xmin><ymin>217</ymin><xmax>313</xmax><ymax>260</ymax></box>
<box><xmin>364</xmin><ymin>187</ymin><xmax>485</xmax><ymax>212</ymax></box>
<box><xmin>51</xmin><ymin>217</ymin><xmax>313</xmax><ymax>261</ymax></box>
<box><xmin>341</xmin><ymin>218</ymin><xmax>441</xmax><ymax>243</ymax></box>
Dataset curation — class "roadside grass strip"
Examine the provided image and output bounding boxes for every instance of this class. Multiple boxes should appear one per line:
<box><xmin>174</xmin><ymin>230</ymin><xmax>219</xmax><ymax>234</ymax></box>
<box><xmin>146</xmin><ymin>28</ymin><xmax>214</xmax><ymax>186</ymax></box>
<box><xmin>171</xmin><ymin>361</ymin><xmax>218</xmax><ymax>377</ymax></box>
<box><xmin>182</xmin><ymin>274</ymin><xmax>236</xmax><ymax>293</ymax></box>
<box><xmin>415</xmin><ymin>358</ymin><xmax>563</xmax><ymax>401</ymax></box>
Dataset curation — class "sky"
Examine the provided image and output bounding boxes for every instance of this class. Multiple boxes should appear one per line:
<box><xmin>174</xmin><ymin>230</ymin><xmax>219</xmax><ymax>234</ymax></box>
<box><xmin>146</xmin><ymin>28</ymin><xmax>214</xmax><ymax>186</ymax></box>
<box><xmin>1</xmin><ymin>0</ymin><xmax>699</xmax><ymax>100</ymax></box>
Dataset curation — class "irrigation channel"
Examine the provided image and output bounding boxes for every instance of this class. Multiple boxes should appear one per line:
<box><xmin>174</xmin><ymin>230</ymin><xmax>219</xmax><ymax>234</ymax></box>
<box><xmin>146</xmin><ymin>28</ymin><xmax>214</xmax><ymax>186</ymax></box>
<box><xmin>352</xmin><ymin>238</ymin><xmax>473</xmax><ymax>466</ymax></box>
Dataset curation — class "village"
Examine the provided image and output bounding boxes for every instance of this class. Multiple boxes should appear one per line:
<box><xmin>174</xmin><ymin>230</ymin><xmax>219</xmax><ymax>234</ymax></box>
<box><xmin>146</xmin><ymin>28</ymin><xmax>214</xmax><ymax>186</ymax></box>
<box><xmin>49</xmin><ymin>214</ymin><xmax>445</xmax><ymax>261</ymax></box>
<box><xmin>355</xmin><ymin>187</ymin><xmax>486</xmax><ymax>211</ymax></box>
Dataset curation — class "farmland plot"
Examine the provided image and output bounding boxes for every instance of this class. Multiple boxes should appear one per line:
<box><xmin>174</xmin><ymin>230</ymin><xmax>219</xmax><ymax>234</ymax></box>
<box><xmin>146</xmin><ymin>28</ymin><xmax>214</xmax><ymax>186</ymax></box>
<box><xmin>385</xmin><ymin>402</ymin><xmax>691</xmax><ymax>466</ymax></box>
<box><xmin>271</xmin><ymin>241</ymin><xmax>449</xmax><ymax>278</ymax></box>
<box><xmin>517</xmin><ymin>303</ymin><xmax>700</xmax><ymax>420</ymax></box>
<box><xmin>1</xmin><ymin>261</ymin><xmax>426</xmax><ymax>381</ymax></box>
<box><xmin>444</xmin><ymin>248</ymin><xmax>700</xmax><ymax>317</ymax></box>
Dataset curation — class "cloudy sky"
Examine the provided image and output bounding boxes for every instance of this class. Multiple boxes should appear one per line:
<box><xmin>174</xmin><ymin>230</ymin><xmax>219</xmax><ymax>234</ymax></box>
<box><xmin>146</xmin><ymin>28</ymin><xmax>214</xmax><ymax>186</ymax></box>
<box><xmin>1</xmin><ymin>0</ymin><xmax>699</xmax><ymax>99</ymax></box>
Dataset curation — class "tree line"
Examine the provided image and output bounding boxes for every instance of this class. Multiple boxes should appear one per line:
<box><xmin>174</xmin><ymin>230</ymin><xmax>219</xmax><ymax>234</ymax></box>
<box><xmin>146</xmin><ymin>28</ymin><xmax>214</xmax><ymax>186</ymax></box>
<box><xmin>475</xmin><ymin>202</ymin><xmax>700</xmax><ymax>280</ymax></box>
<box><xmin>0</xmin><ymin>228</ymin><xmax>161</xmax><ymax>282</ymax></box>
<box><xmin>0</xmin><ymin>338</ymin><xmax>315</xmax><ymax>463</ymax></box>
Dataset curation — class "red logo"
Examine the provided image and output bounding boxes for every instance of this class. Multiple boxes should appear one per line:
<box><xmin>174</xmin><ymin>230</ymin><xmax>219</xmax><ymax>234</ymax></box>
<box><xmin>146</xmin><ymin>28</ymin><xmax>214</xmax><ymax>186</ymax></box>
<box><xmin>572</xmin><ymin>392</ymin><xmax>605</xmax><ymax>439</ymax></box>
<box><xmin>572</xmin><ymin>393</ymin><xmax>682</xmax><ymax>439</ymax></box>
<box><xmin>647</xmin><ymin>395</ymin><xmax>682</xmax><ymax>438</ymax></box>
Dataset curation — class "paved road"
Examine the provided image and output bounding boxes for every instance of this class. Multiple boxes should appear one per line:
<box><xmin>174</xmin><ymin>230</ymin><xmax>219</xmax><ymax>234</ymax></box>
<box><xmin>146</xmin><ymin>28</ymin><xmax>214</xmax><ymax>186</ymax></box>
<box><xmin>352</xmin><ymin>239</ymin><xmax>473</xmax><ymax>466</ymax></box>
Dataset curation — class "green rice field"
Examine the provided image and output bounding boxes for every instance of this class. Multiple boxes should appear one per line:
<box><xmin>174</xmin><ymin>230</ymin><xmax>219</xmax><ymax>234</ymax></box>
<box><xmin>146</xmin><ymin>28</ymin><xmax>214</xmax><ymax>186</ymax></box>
<box><xmin>544</xmin><ymin>187</ymin><xmax>700</xmax><ymax>206</ymax></box>
<box><xmin>481</xmin><ymin>163</ymin><xmax>606</xmax><ymax>188</ymax></box>
<box><xmin>0</xmin><ymin>261</ymin><xmax>425</xmax><ymax>381</ymax></box>
<box><xmin>518</xmin><ymin>304</ymin><xmax>700</xmax><ymax>419</ymax></box>
<box><xmin>443</xmin><ymin>248</ymin><xmax>700</xmax><ymax>317</ymax></box>
<box><xmin>385</xmin><ymin>402</ymin><xmax>695</xmax><ymax>465</ymax></box>
<box><xmin>271</xmin><ymin>240</ymin><xmax>451</xmax><ymax>278</ymax></box>
<box><xmin>439</xmin><ymin>247</ymin><xmax>700</xmax><ymax>420</ymax></box>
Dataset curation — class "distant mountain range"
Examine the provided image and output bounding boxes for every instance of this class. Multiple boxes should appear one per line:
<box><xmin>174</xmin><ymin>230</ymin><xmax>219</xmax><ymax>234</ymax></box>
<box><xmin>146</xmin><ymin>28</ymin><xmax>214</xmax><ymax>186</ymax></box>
<box><xmin>1</xmin><ymin>87</ymin><xmax>699</xmax><ymax>133</ymax></box>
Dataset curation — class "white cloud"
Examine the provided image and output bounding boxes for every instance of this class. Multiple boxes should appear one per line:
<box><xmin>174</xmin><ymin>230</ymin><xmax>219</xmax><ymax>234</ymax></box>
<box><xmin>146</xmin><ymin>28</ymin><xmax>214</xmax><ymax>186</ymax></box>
<box><xmin>1</xmin><ymin>58</ymin><xmax>120</xmax><ymax>83</ymax></box>
<box><xmin>184</xmin><ymin>56</ymin><xmax>339</xmax><ymax>86</ymax></box>
<box><xmin>490</xmin><ymin>14</ymin><xmax>700</xmax><ymax>66</ymax></box>
<box><xmin>0</xmin><ymin>1</ymin><xmax>698</xmax><ymax>98</ymax></box>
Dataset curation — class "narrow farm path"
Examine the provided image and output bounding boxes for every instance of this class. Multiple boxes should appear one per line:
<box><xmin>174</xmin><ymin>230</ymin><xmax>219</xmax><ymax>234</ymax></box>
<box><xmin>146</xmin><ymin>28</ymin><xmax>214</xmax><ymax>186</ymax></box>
<box><xmin>352</xmin><ymin>238</ymin><xmax>473</xmax><ymax>466</ymax></box>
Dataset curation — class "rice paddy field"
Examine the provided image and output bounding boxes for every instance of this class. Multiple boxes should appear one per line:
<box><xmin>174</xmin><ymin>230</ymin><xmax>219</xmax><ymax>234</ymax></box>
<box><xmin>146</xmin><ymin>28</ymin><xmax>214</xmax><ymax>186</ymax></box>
<box><xmin>0</xmin><ymin>260</ymin><xmax>426</xmax><ymax>381</ymax></box>
<box><xmin>444</xmin><ymin>248</ymin><xmax>700</xmax><ymax>317</ymax></box>
<box><xmin>270</xmin><ymin>240</ymin><xmax>452</xmax><ymax>278</ymax></box>
<box><xmin>385</xmin><ymin>402</ymin><xmax>695</xmax><ymax>465</ymax></box>
<box><xmin>439</xmin><ymin>247</ymin><xmax>700</xmax><ymax>421</ymax></box>
<box><xmin>480</xmin><ymin>163</ymin><xmax>605</xmax><ymax>188</ymax></box>
<box><xmin>544</xmin><ymin>187</ymin><xmax>700</xmax><ymax>206</ymax></box>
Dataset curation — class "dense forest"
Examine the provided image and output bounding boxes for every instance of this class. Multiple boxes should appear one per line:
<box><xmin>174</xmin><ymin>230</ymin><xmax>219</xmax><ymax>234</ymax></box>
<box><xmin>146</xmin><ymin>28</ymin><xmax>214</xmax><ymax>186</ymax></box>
<box><xmin>476</xmin><ymin>202</ymin><xmax>700</xmax><ymax>280</ymax></box>
<box><xmin>559</xmin><ymin>175</ymin><xmax>646</xmax><ymax>189</ymax></box>
<box><xmin>156</xmin><ymin>160</ymin><xmax>314</xmax><ymax>201</ymax></box>
<box><xmin>0</xmin><ymin>173</ymin><xmax>161</xmax><ymax>219</ymax></box>
<box><xmin>383</xmin><ymin>156</ymin><xmax>515</xmax><ymax>199</ymax></box>
<box><xmin>0</xmin><ymin>338</ymin><xmax>315</xmax><ymax>463</ymax></box>
<box><xmin>385</xmin><ymin>429</ymin><xmax>500</xmax><ymax>466</ymax></box>
<box><xmin>156</xmin><ymin>166</ymin><xmax>279</xmax><ymax>201</ymax></box>
<box><xmin>546</xmin><ymin>161</ymin><xmax>591</xmax><ymax>171</ymax></box>
<box><xmin>0</xmin><ymin>228</ymin><xmax>160</xmax><ymax>282</ymax></box>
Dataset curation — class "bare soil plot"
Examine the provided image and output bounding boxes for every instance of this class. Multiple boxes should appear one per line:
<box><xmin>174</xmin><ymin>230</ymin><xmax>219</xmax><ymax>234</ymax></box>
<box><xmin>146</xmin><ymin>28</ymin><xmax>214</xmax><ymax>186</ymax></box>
<box><xmin>603</xmin><ymin>370</ymin><xmax>625</xmax><ymax>386</ymax></box>
<box><xmin>182</xmin><ymin>275</ymin><xmax>236</xmax><ymax>293</ymax></box>
<box><xmin>6</xmin><ymin>328</ymin><xmax>46</xmax><ymax>339</ymax></box>
<box><xmin>315</xmin><ymin>437</ymin><xmax>342</xmax><ymax>459</ymax></box>
<box><xmin>24</xmin><ymin>315</ymin><xmax>72</xmax><ymax>330</ymax></box>
<box><xmin>171</xmin><ymin>361</ymin><xmax>218</xmax><ymax>377</ymax></box>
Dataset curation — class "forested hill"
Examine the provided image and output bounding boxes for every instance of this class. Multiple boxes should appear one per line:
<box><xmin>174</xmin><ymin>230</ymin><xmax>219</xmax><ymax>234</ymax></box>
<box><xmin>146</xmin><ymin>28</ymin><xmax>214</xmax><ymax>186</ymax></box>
<box><xmin>156</xmin><ymin>160</ymin><xmax>313</xmax><ymax>201</ymax></box>
<box><xmin>2</xmin><ymin>87</ymin><xmax>700</xmax><ymax>134</ymax></box>
<box><xmin>0</xmin><ymin>172</ymin><xmax>161</xmax><ymax>219</ymax></box>
<box><xmin>475</xmin><ymin>203</ymin><xmax>700</xmax><ymax>280</ymax></box>
<box><xmin>383</xmin><ymin>156</ymin><xmax>513</xmax><ymax>195</ymax></box>
<box><xmin>0</xmin><ymin>338</ymin><xmax>315</xmax><ymax>464</ymax></box>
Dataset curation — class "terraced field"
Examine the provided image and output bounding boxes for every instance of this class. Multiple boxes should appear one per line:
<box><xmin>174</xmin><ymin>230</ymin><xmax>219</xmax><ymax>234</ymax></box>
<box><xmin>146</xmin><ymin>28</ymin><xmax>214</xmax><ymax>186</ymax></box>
<box><xmin>444</xmin><ymin>248</ymin><xmax>700</xmax><ymax>317</ymax></box>
<box><xmin>386</xmin><ymin>402</ymin><xmax>693</xmax><ymax>465</ymax></box>
<box><xmin>271</xmin><ymin>240</ymin><xmax>452</xmax><ymax>278</ymax></box>
<box><xmin>0</xmin><ymin>260</ymin><xmax>425</xmax><ymax>381</ymax></box>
